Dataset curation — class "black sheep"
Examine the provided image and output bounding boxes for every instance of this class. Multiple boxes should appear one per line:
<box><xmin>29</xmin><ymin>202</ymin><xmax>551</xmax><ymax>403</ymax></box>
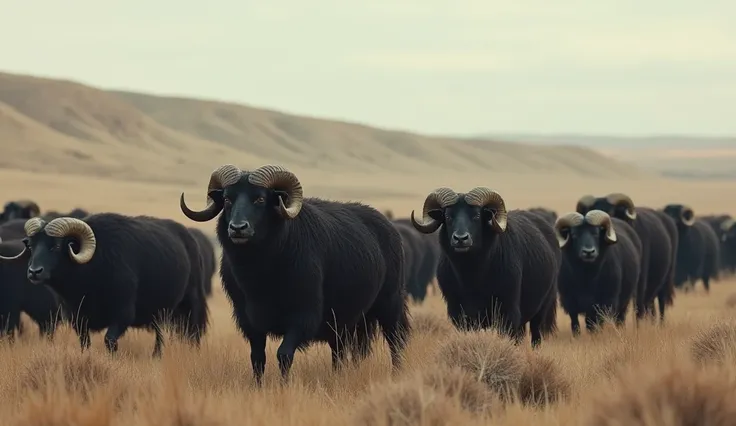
<box><xmin>391</xmin><ymin>218</ymin><xmax>440</xmax><ymax>303</ymax></box>
<box><xmin>651</xmin><ymin>210</ymin><xmax>678</xmax><ymax>318</ymax></box>
<box><xmin>662</xmin><ymin>204</ymin><xmax>720</xmax><ymax>292</ymax></box>
<box><xmin>554</xmin><ymin>210</ymin><xmax>641</xmax><ymax>335</ymax></box>
<box><xmin>699</xmin><ymin>215</ymin><xmax>734</xmax><ymax>275</ymax></box>
<box><xmin>0</xmin><ymin>200</ymin><xmax>40</xmax><ymax>225</ymax></box>
<box><xmin>15</xmin><ymin>214</ymin><xmax>209</xmax><ymax>356</ymax></box>
<box><xmin>180</xmin><ymin>164</ymin><xmax>410</xmax><ymax>383</ymax></box>
<box><xmin>528</xmin><ymin>207</ymin><xmax>558</xmax><ymax>225</ymax></box>
<box><xmin>187</xmin><ymin>227</ymin><xmax>217</xmax><ymax>297</ymax></box>
<box><xmin>722</xmin><ymin>220</ymin><xmax>736</xmax><ymax>274</ymax></box>
<box><xmin>0</xmin><ymin>238</ymin><xmax>69</xmax><ymax>341</ymax></box>
<box><xmin>410</xmin><ymin>187</ymin><xmax>560</xmax><ymax>348</ymax></box>
<box><xmin>393</xmin><ymin>222</ymin><xmax>422</xmax><ymax>301</ymax></box>
<box><xmin>42</xmin><ymin>208</ymin><xmax>90</xmax><ymax>221</ymax></box>
<box><xmin>576</xmin><ymin>193</ymin><xmax>676</xmax><ymax>322</ymax></box>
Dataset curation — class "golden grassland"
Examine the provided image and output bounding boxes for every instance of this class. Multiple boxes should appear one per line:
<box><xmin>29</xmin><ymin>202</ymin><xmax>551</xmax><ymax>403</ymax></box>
<box><xmin>3</xmin><ymin>70</ymin><xmax>736</xmax><ymax>425</ymax></box>
<box><xmin>2</xmin><ymin>273</ymin><xmax>736</xmax><ymax>425</ymax></box>
<box><xmin>3</xmin><ymin>170</ymin><xmax>736</xmax><ymax>426</ymax></box>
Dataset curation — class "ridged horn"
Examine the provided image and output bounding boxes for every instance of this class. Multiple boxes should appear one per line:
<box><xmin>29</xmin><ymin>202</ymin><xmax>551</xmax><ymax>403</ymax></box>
<box><xmin>605</xmin><ymin>193</ymin><xmax>637</xmax><ymax>220</ymax></box>
<box><xmin>180</xmin><ymin>164</ymin><xmax>243</xmax><ymax>222</ymax></box>
<box><xmin>248</xmin><ymin>165</ymin><xmax>304</xmax><ymax>219</ymax></box>
<box><xmin>585</xmin><ymin>210</ymin><xmax>617</xmax><ymax>244</ymax></box>
<box><xmin>576</xmin><ymin>195</ymin><xmax>596</xmax><ymax>214</ymax></box>
<box><xmin>44</xmin><ymin>218</ymin><xmax>97</xmax><ymax>264</ymax></box>
<box><xmin>14</xmin><ymin>200</ymin><xmax>41</xmax><ymax>217</ymax></box>
<box><xmin>24</xmin><ymin>217</ymin><xmax>46</xmax><ymax>237</ymax></box>
<box><xmin>410</xmin><ymin>188</ymin><xmax>459</xmax><ymax>234</ymax></box>
<box><xmin>681</xmin><ymin>206</ymin><xmax>695</xmax><ymax>226</ymax></box>
<box><xmin>465</xmin><ymin>187</ymin><xmax>508</xmax><ymax>232</ymax></box>
<box><xmin>554</xmin><ymin>212</ymin><xmax>585</xmax><ymax>248</ymax></box>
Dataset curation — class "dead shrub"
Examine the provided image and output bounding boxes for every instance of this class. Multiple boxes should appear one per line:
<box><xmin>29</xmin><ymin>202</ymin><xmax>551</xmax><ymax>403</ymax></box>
<box><xmin>582</xmin><ymin>360</ymin><xmax>736</xmax><ymax>426</ymax></box>
<box><xmin>690</xmin><ymin>321</ymin><xmax>736</xmax><ymax>365</ymax></box>
<box><xmin>351</xmin><ymin>380</ymin><xmax>477</xmax><ymax>426</ymax></box>
<box><xmin>420</xmin><ymin>366</ymin><xmax>497</xmax><ymax>414</ymax></box>
<box><xmin>518</xmin><ymin>351</ymin><xmax>571</xmax><ymax>406</ymax></box>
<box><xmin>410</xmin><ymin>312</ymin><xmax>453</xmax><ymax>337</ymax></box>
<box><xmin>435</xmin><ymin>330</ymin><xmax>525</xmax><ymax>400</ymax></box>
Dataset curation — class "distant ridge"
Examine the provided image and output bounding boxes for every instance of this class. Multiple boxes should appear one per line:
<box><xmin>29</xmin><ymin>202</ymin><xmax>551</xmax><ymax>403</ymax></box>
<box><xmin>0</xmin><ymin>71</ymin><xmax>650</xmax><ymax>186</ymax></box>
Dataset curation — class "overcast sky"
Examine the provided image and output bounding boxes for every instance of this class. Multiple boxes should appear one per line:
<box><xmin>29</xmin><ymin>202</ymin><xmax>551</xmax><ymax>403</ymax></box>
<box><xmin>2</xmin><ymin>0</ymin><xmax>735</xmax><ymax>136</ymax></box>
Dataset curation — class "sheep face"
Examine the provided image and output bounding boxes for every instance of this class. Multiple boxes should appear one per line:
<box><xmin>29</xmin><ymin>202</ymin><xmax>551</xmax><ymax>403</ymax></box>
<box><xmin>218</xmin><ymin>178</ymin><xmax>290</xmax><ymax>245</ymax></box>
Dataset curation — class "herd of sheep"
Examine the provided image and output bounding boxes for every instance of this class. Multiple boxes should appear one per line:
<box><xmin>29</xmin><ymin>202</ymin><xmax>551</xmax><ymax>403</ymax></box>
<box><xmin>1</xmin><ymin>163</ymin><xmax>735</xmax><ymax>384</ymax></box>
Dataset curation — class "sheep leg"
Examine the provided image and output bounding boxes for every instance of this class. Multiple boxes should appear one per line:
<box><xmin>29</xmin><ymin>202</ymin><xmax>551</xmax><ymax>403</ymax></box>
<box><xmin>327</xmin><ymin>329</ymin><xmax>348</xmax><ymax>370</ymax></box>
<box><xmin>0</xmin><ymin>313</ymin><xmax>20</xmax><ymax>343</ymax></box>
<box><xmin>570</xmin><ymin>314</ymin><xmax>581</xmax><ymax>337</ymax></box>
<box><xmin>277</xmin><ymin>328</ymin><xmax>310</xmax><ymax>382</ymax></box>
<box><xmin>104</xmin><ymin>321</ymin><xmax>131</xmax><ymax>354</ymax></box>
<box><xmin>72</xmin><ymin>319</ymin><xmax>91</xmax><ymax>351</ymax></box>
<box><xmin>498</xmin><ymin>308</ymin><xmax>523</xmax><ymax>345</ymax></box>
<box><xmin>584</xmin><ymin>306</ymin><xmax>605</xmax><ymax>333</ymax></box>
<box><xmin>249</xmin><ymin>332</ymin><xmax>267</xmax><ymax>386</ymax></box>
<box><xmin>151</xmin><ymin>323</ymin><xmax>164</xmax><ymax>358</ymax></box>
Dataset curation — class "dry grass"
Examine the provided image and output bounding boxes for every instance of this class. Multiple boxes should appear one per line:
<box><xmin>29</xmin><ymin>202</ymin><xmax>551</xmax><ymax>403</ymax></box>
<box><xmin>3</xmin><ymin>70</ymin><xmax>736</xmax><ymax>425</ymax></box>
<box><xmin>1</xmin><ymin>280</ymin><xmax>736</xmax><ymax>425</ymax></box>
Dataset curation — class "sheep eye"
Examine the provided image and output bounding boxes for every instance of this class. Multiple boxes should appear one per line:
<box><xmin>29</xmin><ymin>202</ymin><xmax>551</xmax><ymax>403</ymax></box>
<box><xmin>254</xmin><ymin>197</ymin><xmax>265</xmax><ymax>204</ymax></box>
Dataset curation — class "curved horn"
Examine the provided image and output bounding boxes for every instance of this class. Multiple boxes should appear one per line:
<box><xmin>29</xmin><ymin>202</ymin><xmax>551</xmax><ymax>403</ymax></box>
<box><xmin>248</xmin><ymin>165</ymin><xmax>304</xmax><ymax>219</ymax></box>
<box><xmin>576</xmin><ymin>195</ymin><xmax>596</xmax><ymax>214</ymax></box>
<box><xmin>605</xmin><ymin>193</ymin><xmax>637</xmax><ymax>220</ymax></box>
<box><xmin>1</xmin><ymin>217</ymin><xmax>48</xmax><ymax>260</ymax></box>
<box><xmin>554</xmin><ymin>212</ymin><xmax>585</xmax><ymax>248</ymax></box>
<box><xmin>721</xmin><ymin>218</ymin><xmax>735</xmax><ymax>232</ymax></box>
<box><xmin>681</xmin><ymin>206</ymin><xmax>695</xmax><ymax>226</ymax></box>
<box><xmin>0</xmin><ymin>244</ymin><xmax>28</xmax><ymax>261</ymax></box>
<box><xmin>24</xmin><ymin>217</ymin><xmax>46</xmax><ymax>237</ymax></box>
<box><xmin>15</xmin><ymin>200</ymin><xmax>41</xmax><ymax>217</ymax></box>
<box><xmin>410</xmin><ymin>187</ymin><xmax>459</xmax><ymax>234</ymax></box>
<box><xmin>180</xmin><ymin>164</ymin><xmax>243</xmax><ymax>222</ymax></box>
<box><xmin>585</xmin><ymin>210</ymin><xmax>617</xmax><ymax>244</ymax></box>
<box><xmin>44</xmin><ymin>218</ymin><xmax>97</xmax><ymax>264</ymax></box>
<box><xmin>465</xmin><ymin>187</ymin><xmax>508</xmax><ymax>232</ymax></box>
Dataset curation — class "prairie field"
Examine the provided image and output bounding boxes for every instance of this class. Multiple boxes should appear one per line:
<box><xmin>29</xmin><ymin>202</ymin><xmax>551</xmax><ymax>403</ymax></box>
<box><xmin>2</xmin><ymin>173</ymin><xmax>736</xmax><ymax>426</ymax></box>
<box><xmin>1</xmin><ymin>72</ymin><xmax>736</xmax><ymax>425</ymax></box>
<box><xmin>1</xmin><ymin>254</ymin><xmax>736</xmax><ymax>425</ymax></box>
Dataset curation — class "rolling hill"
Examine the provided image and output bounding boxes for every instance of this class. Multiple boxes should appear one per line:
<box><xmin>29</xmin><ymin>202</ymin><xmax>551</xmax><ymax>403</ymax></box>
<box><xmin>0</xmin><ymin>71</ymin><xmax>649</xmax><ymax>190</ymax></box>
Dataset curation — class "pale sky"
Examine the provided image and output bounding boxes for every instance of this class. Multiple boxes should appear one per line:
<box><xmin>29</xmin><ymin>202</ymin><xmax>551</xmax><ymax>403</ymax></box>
<box><xmin>2</xmin><ymin>0</ymin><xmax>735</xmax><ymax>135</ymax></box>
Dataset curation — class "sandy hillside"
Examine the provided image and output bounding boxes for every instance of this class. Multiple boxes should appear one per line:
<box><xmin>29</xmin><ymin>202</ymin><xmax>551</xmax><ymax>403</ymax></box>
<box><xmin>1</xmin><ymin>71</ymin><xmax>734</xmax><ymax>225</ymax></box>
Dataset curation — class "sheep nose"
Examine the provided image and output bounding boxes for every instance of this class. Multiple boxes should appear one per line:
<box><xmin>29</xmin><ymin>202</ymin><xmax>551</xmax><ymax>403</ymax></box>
<box><xmin>581</xmin><ymin>246</ymin><xmax>597</xmax><ymax>257</ymax></box>
<box><xmin>452</xmin><ymin>232</ymin><xmax>470</xmax><ymax>243</ymax></box>
<box><xmin>229</xmin><ymin>221</ymin><xmax>250</xmax><ymax>231</ymax></box>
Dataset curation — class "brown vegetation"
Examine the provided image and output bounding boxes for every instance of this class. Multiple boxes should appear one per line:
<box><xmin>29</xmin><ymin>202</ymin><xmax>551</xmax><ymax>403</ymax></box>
<box><xmin>0</xmin><ymin>280</ymin><xmax>735</xmax><ymax>425</ymax></box>
<box><xmin>3</xmin><ymin>71</ymin><xmax>736</xmax><ymax>425</ymax></box>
